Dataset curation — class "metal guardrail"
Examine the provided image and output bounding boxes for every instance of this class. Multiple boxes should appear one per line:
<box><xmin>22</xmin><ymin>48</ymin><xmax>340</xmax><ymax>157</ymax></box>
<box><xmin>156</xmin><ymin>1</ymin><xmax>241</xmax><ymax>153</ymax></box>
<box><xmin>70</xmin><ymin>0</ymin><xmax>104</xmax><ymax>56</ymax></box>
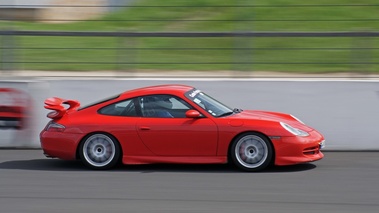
<box><xmin>1</xmin><ymin>31</ymin><xmax>379</xmax><ymax>37</ymax></box>
<box><xmin>1</xmin><ymin>30</ymin><xmax>378</xmax><ymax>74</ymax></box>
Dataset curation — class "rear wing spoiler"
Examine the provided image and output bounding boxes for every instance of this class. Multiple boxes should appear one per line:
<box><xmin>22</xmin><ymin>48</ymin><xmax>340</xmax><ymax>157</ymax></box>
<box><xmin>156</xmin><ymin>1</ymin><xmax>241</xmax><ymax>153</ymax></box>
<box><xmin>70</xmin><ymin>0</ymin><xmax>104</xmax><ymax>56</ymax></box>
<box><xmin>44</xmin><ymin>97</ymin><xmax>80</xmax><ymax>119</ymax></box>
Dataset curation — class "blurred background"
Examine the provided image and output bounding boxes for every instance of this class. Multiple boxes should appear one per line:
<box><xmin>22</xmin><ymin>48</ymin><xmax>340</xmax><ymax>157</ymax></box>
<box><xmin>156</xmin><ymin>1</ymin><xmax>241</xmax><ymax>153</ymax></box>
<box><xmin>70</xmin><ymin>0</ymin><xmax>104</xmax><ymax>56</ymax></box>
<box><xmin>1</xmin><ymin>0</ymin><xmax>379</xmax><ymax>77</ymax></box>
<box><xmin>1</xmin><ymin>3</ymin><xmax>378</xmax><ymax>212</ymax></box>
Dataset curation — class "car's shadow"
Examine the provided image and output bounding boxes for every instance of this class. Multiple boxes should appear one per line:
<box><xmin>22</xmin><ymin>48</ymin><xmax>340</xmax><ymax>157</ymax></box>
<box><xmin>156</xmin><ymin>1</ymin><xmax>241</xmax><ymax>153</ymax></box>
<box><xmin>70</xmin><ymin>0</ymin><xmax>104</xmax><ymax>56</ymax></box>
<box><xmin>0</xmin><ymin>158</ymin><xmax>317</xmax><ymax>173</ymax></box>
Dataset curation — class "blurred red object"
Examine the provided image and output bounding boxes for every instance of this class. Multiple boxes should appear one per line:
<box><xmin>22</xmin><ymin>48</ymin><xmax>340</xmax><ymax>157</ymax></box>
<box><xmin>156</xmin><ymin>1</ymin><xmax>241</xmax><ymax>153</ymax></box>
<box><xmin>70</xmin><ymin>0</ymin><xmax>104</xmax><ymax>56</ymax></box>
<box><xmin>0</xmin><ymin>88</ymin><xmax>30</xmax><ymax>130</ymax></box>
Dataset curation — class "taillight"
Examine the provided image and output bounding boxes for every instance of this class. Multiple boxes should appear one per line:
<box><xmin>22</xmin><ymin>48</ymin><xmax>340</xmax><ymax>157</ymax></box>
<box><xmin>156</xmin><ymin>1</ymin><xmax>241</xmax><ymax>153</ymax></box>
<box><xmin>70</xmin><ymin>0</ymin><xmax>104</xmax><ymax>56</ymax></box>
<box><xmin>45</xmin><ymin>121</ymin><xmax>65</xmax><ymax>132</ymax></box>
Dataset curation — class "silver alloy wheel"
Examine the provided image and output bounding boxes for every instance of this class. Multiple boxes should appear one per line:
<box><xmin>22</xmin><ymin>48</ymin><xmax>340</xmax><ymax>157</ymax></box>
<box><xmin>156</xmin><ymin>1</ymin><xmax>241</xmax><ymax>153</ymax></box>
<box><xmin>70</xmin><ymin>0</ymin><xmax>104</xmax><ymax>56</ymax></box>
<box><xmin>82</xmin><ymin>134</ymin><xmax>116</xmax><ymax>168</ymax></box>
<box><xmin>234</xmin><ymin>135</ymin><xmax>269</xmax><ymax>169</ymax></box>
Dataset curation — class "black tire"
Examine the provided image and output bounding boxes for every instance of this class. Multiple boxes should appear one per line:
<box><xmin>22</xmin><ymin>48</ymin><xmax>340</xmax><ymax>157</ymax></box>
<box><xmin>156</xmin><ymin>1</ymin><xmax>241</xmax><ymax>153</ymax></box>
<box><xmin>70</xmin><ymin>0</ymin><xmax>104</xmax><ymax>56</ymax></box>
<box><xmin>79</xmin><ymin>133</ymin><xmax>121</xmax><ymax>170</ymax></box>
<box><xmin>230</xmin><ymin>132</ymin><xmax>273</xmax><ymax>172</ymax></box>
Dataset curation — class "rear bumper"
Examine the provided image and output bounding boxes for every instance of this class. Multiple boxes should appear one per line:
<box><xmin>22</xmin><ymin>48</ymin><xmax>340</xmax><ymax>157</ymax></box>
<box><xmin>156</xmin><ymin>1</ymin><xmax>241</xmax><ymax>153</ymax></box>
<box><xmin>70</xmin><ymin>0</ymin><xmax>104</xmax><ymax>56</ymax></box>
<box><xmin>40</xmin><ymin>130</ymin><xmax>82</xmax><ymax>160</ymax></box>
<box><xmin>272</xmin><ymin>130</ymin><xmax>325</xmax><ymax>166</ymax></box>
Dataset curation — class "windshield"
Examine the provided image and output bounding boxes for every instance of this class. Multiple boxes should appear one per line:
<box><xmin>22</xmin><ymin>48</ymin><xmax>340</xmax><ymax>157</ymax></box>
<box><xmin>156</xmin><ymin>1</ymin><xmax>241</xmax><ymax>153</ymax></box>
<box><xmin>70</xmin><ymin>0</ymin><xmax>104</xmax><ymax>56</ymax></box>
<box><xmin>185</xmin><ymin>89</ymin><xmax>233</xmax><ymax>117</ymax></box>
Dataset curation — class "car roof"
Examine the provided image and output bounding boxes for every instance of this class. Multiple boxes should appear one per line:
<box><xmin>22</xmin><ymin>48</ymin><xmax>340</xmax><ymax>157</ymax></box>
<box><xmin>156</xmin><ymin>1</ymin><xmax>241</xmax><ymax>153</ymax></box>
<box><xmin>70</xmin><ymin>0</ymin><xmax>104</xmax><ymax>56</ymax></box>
<box><xmin>120</xmin><ymin>84</ymin><xmax>195</xmax><ymax>98</ymax></box>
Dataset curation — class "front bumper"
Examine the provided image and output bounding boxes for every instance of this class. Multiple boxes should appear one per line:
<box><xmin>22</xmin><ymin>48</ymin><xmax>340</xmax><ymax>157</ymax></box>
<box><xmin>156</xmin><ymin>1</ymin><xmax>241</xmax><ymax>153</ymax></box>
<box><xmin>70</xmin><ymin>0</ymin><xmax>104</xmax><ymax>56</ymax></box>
<box><xmin>272</xmin><ymin>130</ymin><xmax>325</xmax><ymax>166</ymax></box>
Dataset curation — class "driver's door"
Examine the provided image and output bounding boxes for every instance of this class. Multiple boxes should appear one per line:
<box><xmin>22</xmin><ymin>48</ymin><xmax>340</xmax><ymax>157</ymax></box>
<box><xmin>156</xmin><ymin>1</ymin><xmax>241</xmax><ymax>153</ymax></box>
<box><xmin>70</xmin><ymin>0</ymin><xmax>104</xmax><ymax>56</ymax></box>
<box><xmin>136</xmin><ymin>95</ymin><xmax>218</xmax><ymax>156</ymax></box>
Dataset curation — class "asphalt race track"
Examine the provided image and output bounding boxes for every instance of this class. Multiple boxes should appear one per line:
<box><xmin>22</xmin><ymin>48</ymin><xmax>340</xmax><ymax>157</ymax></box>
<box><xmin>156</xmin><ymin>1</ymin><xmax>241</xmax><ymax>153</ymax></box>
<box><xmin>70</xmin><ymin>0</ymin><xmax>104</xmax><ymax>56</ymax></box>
<box><xmin>0</xmin><ymin>150</ymin><xmax>378</xmax><ymax>213</ymax></box>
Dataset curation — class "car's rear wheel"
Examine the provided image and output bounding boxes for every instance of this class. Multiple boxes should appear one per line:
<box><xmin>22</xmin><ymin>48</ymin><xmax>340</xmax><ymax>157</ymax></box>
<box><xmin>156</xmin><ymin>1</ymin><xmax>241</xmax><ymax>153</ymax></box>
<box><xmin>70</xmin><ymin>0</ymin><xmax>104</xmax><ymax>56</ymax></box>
<box><xmin>230</xmin><ymin>133</ymin><xmax>273</xmax><ymax>172</ymax></box>
<box><xmin>79</xmin><ymin>133</ymin><xmax>121</xmax><ymax>170</ymax></box>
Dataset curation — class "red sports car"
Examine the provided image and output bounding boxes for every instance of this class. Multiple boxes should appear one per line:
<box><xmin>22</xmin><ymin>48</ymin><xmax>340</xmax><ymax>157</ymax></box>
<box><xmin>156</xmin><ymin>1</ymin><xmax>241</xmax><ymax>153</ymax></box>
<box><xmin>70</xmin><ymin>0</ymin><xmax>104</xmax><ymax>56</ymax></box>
<box><xmin>40</xmin><ymin>84</ymin><xmax>325</xmax><ymax>171</ymax></box>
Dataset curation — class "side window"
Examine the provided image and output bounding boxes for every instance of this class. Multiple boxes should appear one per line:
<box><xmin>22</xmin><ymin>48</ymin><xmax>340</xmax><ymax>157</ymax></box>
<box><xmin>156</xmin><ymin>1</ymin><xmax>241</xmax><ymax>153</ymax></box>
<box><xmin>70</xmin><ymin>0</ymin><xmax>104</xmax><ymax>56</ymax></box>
<box><xmin>170</xmin><ymin>97</ymin><xmax>191</xmax><ymax>110</ymax></box>
<box><xmin>98</xmin><ymin>99</ymin><xmax>137</xmax><ymax>116</ymax></box>
<box><xmin>140</xmin><ymin>95</ymin><xmax>192</xmax><ymax>118</ymax></box>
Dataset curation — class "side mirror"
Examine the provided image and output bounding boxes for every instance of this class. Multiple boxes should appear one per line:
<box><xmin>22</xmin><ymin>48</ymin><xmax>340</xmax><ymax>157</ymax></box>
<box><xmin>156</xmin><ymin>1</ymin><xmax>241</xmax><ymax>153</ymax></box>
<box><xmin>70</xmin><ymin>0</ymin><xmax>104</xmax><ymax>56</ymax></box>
<box><xmin>185</xmin><ymin>110</ymin><xmax>201</xmax><ymax>118</ymax></box>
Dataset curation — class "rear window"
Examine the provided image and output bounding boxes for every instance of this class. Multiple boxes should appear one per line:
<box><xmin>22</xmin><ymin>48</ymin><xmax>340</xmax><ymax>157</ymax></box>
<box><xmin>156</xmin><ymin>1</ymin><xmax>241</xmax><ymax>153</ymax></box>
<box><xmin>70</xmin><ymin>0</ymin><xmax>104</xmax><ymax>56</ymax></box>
<box><xmin>98</xmin><ymin>98</ymin><xmax>137</xmax><ymax>117</ymax></box>
<box><xmin>78</xmin><ymin>94</ymin><xmax>120</xmax><ymax>110</ymax></box>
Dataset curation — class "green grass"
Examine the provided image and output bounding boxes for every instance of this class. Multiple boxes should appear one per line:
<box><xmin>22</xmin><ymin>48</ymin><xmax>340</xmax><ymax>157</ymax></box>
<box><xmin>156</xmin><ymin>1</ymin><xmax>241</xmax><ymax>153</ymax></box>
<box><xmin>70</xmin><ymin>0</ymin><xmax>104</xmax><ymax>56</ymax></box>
<box><xmin>1</xmin><ymin>0</ymin><xmax>379</xmax><ymax>72</ymax></box>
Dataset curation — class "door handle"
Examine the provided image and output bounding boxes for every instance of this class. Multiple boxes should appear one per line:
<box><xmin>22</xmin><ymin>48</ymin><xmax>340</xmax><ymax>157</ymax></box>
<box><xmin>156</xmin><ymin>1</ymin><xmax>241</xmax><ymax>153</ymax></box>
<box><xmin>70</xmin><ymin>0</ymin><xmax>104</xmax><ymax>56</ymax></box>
<box><xmin>139</xmin><ymin>126</ymin><xmax>150</xmax><ymax>130</ymax></box>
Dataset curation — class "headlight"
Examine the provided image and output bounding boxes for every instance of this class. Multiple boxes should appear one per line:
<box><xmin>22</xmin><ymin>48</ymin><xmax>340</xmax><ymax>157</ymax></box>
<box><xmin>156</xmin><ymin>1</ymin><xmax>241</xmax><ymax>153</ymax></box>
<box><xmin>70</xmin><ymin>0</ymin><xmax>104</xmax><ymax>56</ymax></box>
<box><xmin>280</xmin><ymin>122</ymin><xmax>309</xmax><ymax>137</ymax></box>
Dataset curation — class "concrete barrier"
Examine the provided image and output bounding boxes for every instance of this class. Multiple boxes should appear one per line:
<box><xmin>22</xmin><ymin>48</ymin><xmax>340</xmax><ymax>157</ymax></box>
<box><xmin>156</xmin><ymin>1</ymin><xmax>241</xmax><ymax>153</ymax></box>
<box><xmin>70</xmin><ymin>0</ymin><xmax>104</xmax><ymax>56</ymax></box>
<box><xmin>2</xmin><ymin>78</ymin><xmax>378</xmax><ymax>150</ymax></box>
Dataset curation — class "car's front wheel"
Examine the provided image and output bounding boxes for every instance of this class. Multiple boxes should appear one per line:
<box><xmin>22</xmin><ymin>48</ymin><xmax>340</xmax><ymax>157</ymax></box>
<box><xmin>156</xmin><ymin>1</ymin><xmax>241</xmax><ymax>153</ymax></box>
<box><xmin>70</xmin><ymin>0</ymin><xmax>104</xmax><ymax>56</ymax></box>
<box><xmin>79</xmin><ymin>133</ymin><xmax>121</xmax><ymax>170</ymax></box>
<box><xmin>230</xmin><ymin>133</ymin><xmax>273</xmax><ymax>172</ymax></box>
